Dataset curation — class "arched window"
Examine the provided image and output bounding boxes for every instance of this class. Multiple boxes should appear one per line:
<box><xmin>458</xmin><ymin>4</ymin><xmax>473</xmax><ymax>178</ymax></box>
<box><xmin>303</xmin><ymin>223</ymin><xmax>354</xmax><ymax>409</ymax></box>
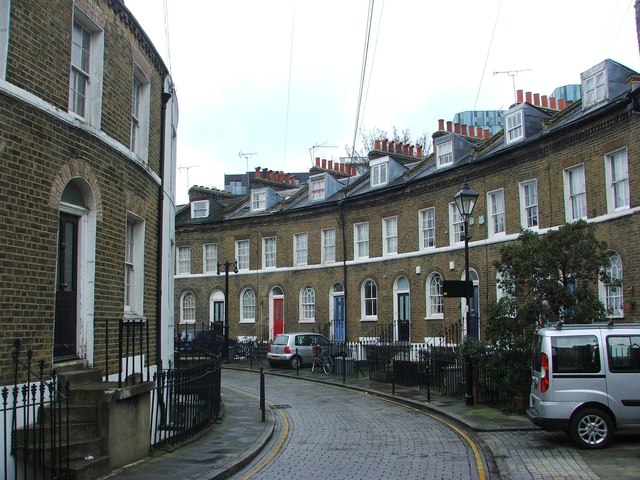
<box><xmin>300</xmin><ymin>286</ymin><xmax>315</xmax><ymax>322</ymax></box>
<box><xmin>180</xmin><ymin>292</ymin><xmax>196</xmax><ymax>323</ymax></box>
<box><xmin>361</xmin><ymin>279</ymin><xmax>378</xmax><ymax>320</ymax></box>
<box><xmin>601</xmin><ymin>251</ymin><xmax>623</xmax><ymax>317</ymax></box>
<box><xmin>241</xmin><ymin>289</ymin><xmax>256</xmax><ymax>322</ymax></box>
<box><xmin>426</xmin><ymin>273</ymin><xmax>443</xmax><ymax>319</ymax></box>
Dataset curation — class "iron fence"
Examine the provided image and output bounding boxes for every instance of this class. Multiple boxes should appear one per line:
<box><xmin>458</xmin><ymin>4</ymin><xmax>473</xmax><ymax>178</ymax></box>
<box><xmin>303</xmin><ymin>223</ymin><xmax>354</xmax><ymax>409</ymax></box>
<box><xmin>150</xmin><ymin>356</ymin><xmax>222</xmax><ymax>449</ymax></box>
<box><xmin>2</xmin><ymin>340</ymin><xmax>70</xmax><ymax>480</ymax></box>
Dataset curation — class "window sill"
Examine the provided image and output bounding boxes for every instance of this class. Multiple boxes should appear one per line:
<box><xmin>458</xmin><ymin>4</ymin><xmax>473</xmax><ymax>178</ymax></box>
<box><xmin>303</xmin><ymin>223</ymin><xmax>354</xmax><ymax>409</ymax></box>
<box><xmin>360</xmin><ymin>317</ymin><xmax>378</xmax><ymax>322</ymax></box>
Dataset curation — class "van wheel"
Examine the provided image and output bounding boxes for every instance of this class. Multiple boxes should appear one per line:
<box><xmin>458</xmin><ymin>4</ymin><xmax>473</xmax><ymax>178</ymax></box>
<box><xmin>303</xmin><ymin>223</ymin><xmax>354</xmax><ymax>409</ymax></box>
<box><xmin>569</xmin><ymin>408</ymin><xmax>613</xmax><ymax>449</ymax></box>
<box><xmin>289</xmin><ymin>355</ymin><xmax>302</xmax><ymax>370</ymax></box>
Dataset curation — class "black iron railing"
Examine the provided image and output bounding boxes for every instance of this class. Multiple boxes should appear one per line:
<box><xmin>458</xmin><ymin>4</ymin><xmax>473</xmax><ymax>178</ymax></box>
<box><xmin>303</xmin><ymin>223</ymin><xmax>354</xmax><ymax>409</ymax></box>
<box><xmin>150</xmin><ymin>356</ymin><xmax>222</xmax><ymax>449</ymax></box>
<box><xmin>2</xmin><ymin>340</ymin><xmax>70</xmax><ymax>480</ymax></box>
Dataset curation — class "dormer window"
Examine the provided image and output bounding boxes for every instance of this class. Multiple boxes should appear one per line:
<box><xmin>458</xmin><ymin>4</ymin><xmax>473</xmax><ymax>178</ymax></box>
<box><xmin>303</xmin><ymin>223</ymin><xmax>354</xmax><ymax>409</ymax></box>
<box><xmin>505</xmin><ymin>110</ymin><xmax>523</xmax><ymax>144</ymax></box>
<box><xmin>583</xmin><ymin>69</ymin><xmax>606</xmax><ymax>108</ymax></box>
<box><xmin>370</xmin><ymin>160</ymin><xmax>388</xmax><ymax>187</ymax></box>
<box><xmin>191</xmin><ymin>200</ymin><xmax>209</xmax><ymax>219</ymax></box>
<box><xmin>251</xmin><ymin>190</ymin><xmax>266</xmax><ymax>212</ymax></box>
<box><xmin>436</xmin><ymin>140</ymin><xmax>453</xmax><ymax>168</ymax></box>
<box><xmin>310</xmin><ymin>178</ymin><xmax>325</xmax><ymax>201</ymax></box>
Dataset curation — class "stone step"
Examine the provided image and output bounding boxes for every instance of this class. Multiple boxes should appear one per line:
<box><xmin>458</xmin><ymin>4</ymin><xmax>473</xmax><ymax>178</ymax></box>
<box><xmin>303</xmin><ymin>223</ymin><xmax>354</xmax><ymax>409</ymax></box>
<box><xmin>14</xmin><ymin>421</ymin><xmax>99</xmax><ymax>444</ymax></box>
<box><xmin>57</xmin><ymin>369</ymin><xmax>103</xmax><ymax>389</ymax></box>
<box><xmin>67</xmin><ymin>455</ymin><xmax>111</xmax><ymax>480</ymax></box>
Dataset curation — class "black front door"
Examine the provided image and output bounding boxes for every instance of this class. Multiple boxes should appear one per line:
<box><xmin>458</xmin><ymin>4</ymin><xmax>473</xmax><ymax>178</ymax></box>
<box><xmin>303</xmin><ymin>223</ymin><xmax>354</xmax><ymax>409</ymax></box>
<box><xmin>397</xmin><ymin>292</ymin><xmax>410</xmax><ymax>342</ymax></box>
<box><xmin>54</xmin><ymin>213</ymin><xmax>78</xmax><ymax>360</ymax></box>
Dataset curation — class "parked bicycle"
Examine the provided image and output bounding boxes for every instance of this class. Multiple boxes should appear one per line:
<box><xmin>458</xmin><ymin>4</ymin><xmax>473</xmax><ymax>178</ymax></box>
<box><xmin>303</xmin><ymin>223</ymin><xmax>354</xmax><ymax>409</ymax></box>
<box><xmin>311</xmin><ymin>343</ymin><xmax>335</xmax><ymax>375</ymax></box>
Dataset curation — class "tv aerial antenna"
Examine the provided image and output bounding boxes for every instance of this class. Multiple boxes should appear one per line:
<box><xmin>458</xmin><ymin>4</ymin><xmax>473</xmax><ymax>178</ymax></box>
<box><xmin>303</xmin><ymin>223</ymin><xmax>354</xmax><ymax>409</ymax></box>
<box><xmin>238</xmin><ymin>151</ymin><xmax>257</xmax><ymax>173</ymax></box>
<box><xmin>178</xmin><ymin>165</ymin><xmax>199</xmax><ymax>189</ymax></box>
<box><xmin>308</xmin><ymin>142</ymin><xmax>337</xmax><ymax>165</ymax></box>
<box><xmin>493</xmin><ymin>68</ymin><xmax>532</xmax><ymax>104</ymax></box>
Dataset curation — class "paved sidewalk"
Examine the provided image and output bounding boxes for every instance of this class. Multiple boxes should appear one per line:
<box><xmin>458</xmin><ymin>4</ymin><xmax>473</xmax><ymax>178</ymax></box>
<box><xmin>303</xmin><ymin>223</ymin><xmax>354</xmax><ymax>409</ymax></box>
<box><xmin>104</xmin><ymin>365</ymin><xmax>534</xmax><ymax>479</ymax></box>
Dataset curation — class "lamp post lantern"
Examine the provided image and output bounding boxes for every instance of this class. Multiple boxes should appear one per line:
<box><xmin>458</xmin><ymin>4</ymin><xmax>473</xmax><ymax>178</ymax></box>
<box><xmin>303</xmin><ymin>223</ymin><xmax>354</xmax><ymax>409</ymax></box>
<box><xmin>454</xmin><ymin>181</ymin><xmax>479</xmax><ymax>406</ymax></box>
<box><xmin>217</xmin><ymin>259</ymin><xmax>238</xmax><ymax>363</ymax></box>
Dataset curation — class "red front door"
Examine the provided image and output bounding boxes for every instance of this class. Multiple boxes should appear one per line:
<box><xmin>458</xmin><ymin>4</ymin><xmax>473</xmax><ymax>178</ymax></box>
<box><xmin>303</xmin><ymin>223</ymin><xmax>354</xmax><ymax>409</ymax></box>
<box><xmin>273</xmin><ymin>298</ymin><xmax>284</xmax><ymax>336</ymax></box>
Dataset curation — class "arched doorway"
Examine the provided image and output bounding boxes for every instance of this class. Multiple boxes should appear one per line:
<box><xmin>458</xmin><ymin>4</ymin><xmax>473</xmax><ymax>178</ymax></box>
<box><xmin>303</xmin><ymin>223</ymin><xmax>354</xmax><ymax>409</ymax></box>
<box><xmin>330</xmin><ymin>283</ymin><xmax>345</xmax><ymax>342</ymax></box>
<box><xmin>210</xmin><ymin>289</ymin><xmax>225</xmax><ymax>329</ymax></box>
<box><xmin>55</xmin><ymin>179</ymin><xmax>96</xmax><ymax>362</ymax></box>
<box><xmin>394</xmin><ymin>276</ymin><xmax>410</xmax><ymax>342</ymax></box>
<box><xmin>461</xmin><ymin>268</ymin><xmax>480</xmax><ymax>339</ymax></box>
<box><xmin>269</xmin><ymin>286</ymin><xmax>284</xmax><ymax>338</ymax></box>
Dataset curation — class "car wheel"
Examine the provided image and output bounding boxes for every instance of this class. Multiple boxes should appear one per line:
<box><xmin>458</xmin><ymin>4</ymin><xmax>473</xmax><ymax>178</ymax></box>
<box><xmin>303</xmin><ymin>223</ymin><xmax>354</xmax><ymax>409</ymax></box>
<box><xmin>290</xmin><ymin>355</ymin><xmax>302</xmax><ymax>370</ymax></box>
<box><xmin>569</xmin><ymin>408</ymin><xmax>613</xmax><ymax>449</ymax></box>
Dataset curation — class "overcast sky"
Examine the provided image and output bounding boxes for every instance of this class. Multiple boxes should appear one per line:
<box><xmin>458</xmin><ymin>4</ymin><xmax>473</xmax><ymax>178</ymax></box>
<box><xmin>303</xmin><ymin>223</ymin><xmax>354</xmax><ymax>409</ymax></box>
<box><xmin>124</xmin><ymin>0</ymin><xmax>640</xmax><ymax>205</ymax></box>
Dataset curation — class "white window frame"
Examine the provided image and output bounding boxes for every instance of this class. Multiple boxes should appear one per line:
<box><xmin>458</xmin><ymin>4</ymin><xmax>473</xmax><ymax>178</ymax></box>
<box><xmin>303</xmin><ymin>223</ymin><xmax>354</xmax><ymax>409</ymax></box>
<box><xmin>322</xmin><ymin>228</ymin><xmax>336</xmax><ymax>264</ymax></box>
<box><xmin>361</xmin><ymin>279</ymin><xmax>378</xmax><ymax>321</ymax></box>
<box><xmin>505</xmin><ymin>110</ymin><xmax>523</xmax><ymax>144</ymax></box>
<box><xmin>487</xmin><ymin>189</ymin><xmax>506</xmax><ymax>237</ymax></box>
<box><xmin>449</xmin><ymin>203</ymin><xmax>464</xmax><ymax>245</ymax></box>
<box><xmin>69</xmin><ymin>8</ymin><xmax>104</xmax><ymax>127</ymax></box>
<box><xmin>251</xmin><ymin>190</ymin><xmax>266</xmax><ymax>212</ymax></box>
<box><xmin>599</xmin><ymin>251</ymin><xmax>623</xmax><ymax>318</ymax></box>
<box><xmin>240</xmin><ymin>288</ymin><xmax>256</xmax><ymax>323</ymax></box>
<box><xmin>191</xmin><ymin>200</ymin><xmax>209</xmax><ymax>219</ymax></box>
<box><xmin>370</xmin><ymin>160</ymin><xmax>388</xmax><ymax>187</ymax></box>
<box><xmin>294</xmin><ymin>232</ymin><xmax>308</xmax><ymax>266</ymax></box>
<box><xmin>176</xmin><ymin>246</ymin><xmax>191</xmax><ymax>275</ymax></box>
<box><xmin>180</xmin><ymin>292</ymin><xmax>196</xmax><ymax>324</ymax></box>
<box><xmin>124</xmin><ymin>214</ymin><xmax>144</xmax><ymax>315</ymax></box>
<box><xmin>382</xmin><ymin>216</ymin><xmax>398</xmax><ymax>255</ymax></box>
<box><xmin>236</xmin><ymin>239</ymin><xmax>250</xmax><ymax>271</ymax></box>
<box><xmin>605</xmin><ymin>148</ymin><xmax>629</xmax><ymax>212</ymax></box>
<box><xmin>131</xmin><ymin>65</ymin><xmax>150</xmax><ymax>162</ymax></box>
<box><xmin>519</xmin><ymin>179</ymin><xmax>538</xmax><ymax>230</ymax></box>
<box><xmin>309</xmin><ymin>178</ymin><xmax>325</xmax><ymax>201</ymax></box>
<box><xmin>436</xmin><ymin>140</ymin><xmax>453</xmax><ymax>168</ymax></box>
<box><xmin>583</xmin><ymin>70</ymin><xmax>606</xmax><ymax>108</ymax></box>
<box><xmin>262</xmin><ymin>236</ymin><xmax>276</xmax><ymax>269</ymax></box>
<box><xmin>564</xmin><ymin>164</ymin><xmax>587</xmax><ymax>221</ymax></box>
<box><xmin>419</xmin><ymin>207</ymin><xmax>436</xmax><ymax>249</ymax></box>
<box><xmin>300</xmin><ymin>286</ymin><xmax>316</xmax><ymax>322</ymax></box>
<box><xmin>203</xmin><ymin>243</ymin><xmax>218</xmax><ymax>274</ymax></box>
<box><xmin>0</xmin><ymin>0</ymin><xmax>9</xmax><ymax>80</ymax></box>
<box><xmin>354</xmin><ymin>222</ymin><xmax>369</xmax><ymax>259</ymax></box>
<box><xmin>426</xmin><ymin>272</ymin><xmax>444</xmax><ymax>319</ymax></box>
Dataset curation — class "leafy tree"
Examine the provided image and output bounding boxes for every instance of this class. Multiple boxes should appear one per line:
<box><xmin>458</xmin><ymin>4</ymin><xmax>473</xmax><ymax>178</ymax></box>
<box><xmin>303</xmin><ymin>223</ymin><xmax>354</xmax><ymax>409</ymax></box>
<box><xmin>487</xmin><ymin>220</ymin><xmax>614</xmax><ymax>346</ymax></box>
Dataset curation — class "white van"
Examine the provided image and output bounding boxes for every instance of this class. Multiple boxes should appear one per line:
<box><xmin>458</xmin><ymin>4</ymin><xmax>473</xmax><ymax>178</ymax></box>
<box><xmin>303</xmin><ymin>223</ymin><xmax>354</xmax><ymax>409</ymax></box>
<box><xmin>528</xmin><ymin>322</ymin><xmax>640</xmax><ymax>449</ymax></box>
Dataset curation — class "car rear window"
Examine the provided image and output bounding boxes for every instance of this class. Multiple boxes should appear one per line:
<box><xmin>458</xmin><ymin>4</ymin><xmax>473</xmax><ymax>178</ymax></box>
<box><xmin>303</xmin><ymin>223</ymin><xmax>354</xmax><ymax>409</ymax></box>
<box><xmin>551</xmin><ymin>335</ymin><xmax>600</xmax><ymax>373</ymax></box>
<box><xmin>272</xmin><ymin>335</ymin><xmax>289</xmax><ymax>345</ymax></box>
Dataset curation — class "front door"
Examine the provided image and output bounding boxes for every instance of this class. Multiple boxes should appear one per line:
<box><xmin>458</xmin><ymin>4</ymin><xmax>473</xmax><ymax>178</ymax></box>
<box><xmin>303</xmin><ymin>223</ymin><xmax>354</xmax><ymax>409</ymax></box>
<box><xmin>397</xmin><ymin>292</ymin><xmax>410</xmax><ymax>342</ymax></box>
<box><xmin>273</xmin><ymin>298</ymin><xmax>284</xmax><ymax>336</ymax></box>
<box><xmin>333</xmin><ymin>295</ymin><xmax>345</xmax><ymax>342</ymax></box>
<box><xmin>54</xmin><ymin>213</ymin><xmax>78</xmax><ymax>360</ymax></box>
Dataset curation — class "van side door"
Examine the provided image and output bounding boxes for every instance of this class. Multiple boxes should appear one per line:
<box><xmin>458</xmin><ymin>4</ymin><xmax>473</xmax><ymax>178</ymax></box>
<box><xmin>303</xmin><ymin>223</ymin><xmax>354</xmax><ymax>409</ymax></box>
<box><xmin>551</xmin><ymin>335</ymin><xmax>607</xmax><ymax>406</ymax></box>
<box><xmin>605</xmin><ymin>335</ymin><xmax>640</xmax><ymax>427</ymax></box>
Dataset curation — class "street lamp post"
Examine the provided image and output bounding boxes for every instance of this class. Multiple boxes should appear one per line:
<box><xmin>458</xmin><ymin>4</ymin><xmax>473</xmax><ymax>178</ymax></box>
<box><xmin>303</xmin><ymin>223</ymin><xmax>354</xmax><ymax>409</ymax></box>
<box><xmin>217</xmin><ymin>259</ymin><xmax>238</xmax><ymax>363</ymax></box>
<box><xmin>454</xmin><ymin>181</ymin><xmax>479</xmax><ymax>406</ymax></box>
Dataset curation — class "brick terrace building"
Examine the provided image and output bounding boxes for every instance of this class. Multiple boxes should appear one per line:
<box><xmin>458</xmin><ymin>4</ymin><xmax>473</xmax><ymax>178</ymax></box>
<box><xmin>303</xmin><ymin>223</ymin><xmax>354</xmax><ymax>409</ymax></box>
<box><xmin>0</xmin><ymin>0</ymin><xmax>178</xmax><ymax>382</ymax></box>
<box><xmin>175</xmin><ymin>54</ymin><xmax>640</xmax><ymax>347</ymax></box>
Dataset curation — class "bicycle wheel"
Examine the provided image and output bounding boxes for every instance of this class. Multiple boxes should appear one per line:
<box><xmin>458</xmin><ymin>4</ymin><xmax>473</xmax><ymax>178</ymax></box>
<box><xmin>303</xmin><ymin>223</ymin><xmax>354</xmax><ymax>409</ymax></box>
<box><xmin>322</xmin><ymin>355</ymin><xmax>334</xmax><ymax>375</ymax></box>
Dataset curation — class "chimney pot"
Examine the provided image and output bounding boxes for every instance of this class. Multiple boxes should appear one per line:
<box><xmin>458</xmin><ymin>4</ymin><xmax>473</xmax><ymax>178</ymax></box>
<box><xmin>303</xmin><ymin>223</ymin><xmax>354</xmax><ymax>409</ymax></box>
<box><xmin>438</xmin><ymin>119</ymin><xmax>445</xmax><ymax>131</ymax></box>
<box><xmin>461</xmin><ymin>125</ymin><xmax>468</xmax><ymax>136</ymax></box>
<box><xmin>533</xmin><ymin>93</ymin><xmax>540</xmax><ymax>106</ymax></box>
<box><xmin>328</xmin><ymin>160</ymin><xmax>333</xmax><ymax>170</ymax></box>
<box><xmin>417</xmin><ymin>145</ymin><xmax>423</xmax><ymax>157</ymax></box>
<box><xmin>517</xmin><ymin>90</ymin><xmax>524</xmax><ymax>103</ymax></box>
<box><xmin>541</xmin><ymin>95</ymin><xmax>549</xmax><ymax>108</ymax></box>
<box><xmin>446</xmin><ymin>121</ymin><xmax>453</xmax><ymax>132</ymax></box>
<box><xmin>389</xmin><ymin>141</ymin><xmax>395</xmax><ymax>153</ymax></box>
<box><xmin>550</xmin><ymin>97</ymin><xmax>557</xmax><ymax>109</ymax></box>
<box><xmin>374</xmin><ymin>139</ymin><xmax>381</xmax><ymax>150</ymax></box>
<box><xmin>525</xmin><ymin>91</ymin><xmax>533</xmax><ymax>103</ymax></box>
<box><xmin>558</xmin><ymin>99</ymin><xmax>566</xmax><ymax>110</ymax></box>
<box><xmin>382</xmin><ymin>139</ymin><xmax>388</xmax><ymax>151</ymax></box>
<box><xmin>322</xmin><ymin>159</ymin><xmax>327</xmax><ymax>169</ymax></box>
<box><xmin>340</xmin><ymin>163</ymin><xmax>345</xmax><ymax>173</ymax></box>
<box><xmin>255</xmin><ymin>166</ymin><xmax>261</xmax><ymax>178</ymax></box>
<box><xmin>484</xmin><ymin>129</ymin><xmax>490</xmax><ymax>139</ymax></box>
<box><xmin>409</xmin><ymin>145</ymin><xmax>414</xmax><ymax>156</ymax></box>
<box><xmin>315</xmin><ymin>157</ymin><xmax>321</xmax><ymax>167</ymax></box>
<box><xmin>454</xmin><ymin>123</ymin><xmax>461</xmax><ymax>134</ymax></box>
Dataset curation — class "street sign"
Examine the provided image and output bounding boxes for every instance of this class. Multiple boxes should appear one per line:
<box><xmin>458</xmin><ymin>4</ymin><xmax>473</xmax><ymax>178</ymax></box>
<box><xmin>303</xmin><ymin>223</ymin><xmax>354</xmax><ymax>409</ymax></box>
<box><xmin>442</xmin><ymin>280</ymin><xmax>473</xmax><ymax>297</ymax></box>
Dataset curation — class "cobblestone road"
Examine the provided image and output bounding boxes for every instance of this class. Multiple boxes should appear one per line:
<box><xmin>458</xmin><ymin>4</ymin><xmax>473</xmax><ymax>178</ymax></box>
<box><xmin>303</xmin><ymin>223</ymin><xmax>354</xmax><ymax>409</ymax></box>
<box><xmin>224</xmin><ymin>370</ymin><xmax>492</xmax><ymax>480</ymax></box>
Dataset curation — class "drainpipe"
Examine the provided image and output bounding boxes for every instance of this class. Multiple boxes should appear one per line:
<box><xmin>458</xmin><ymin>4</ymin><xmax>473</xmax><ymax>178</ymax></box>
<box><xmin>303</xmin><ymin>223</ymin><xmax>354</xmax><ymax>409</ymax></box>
<box><xmin>339</xmin><ymin>199</ymin><xmax>348</xmax><ymax>343</ymax></box>
<box><xmin>156</xmin><ymin>86</ymin><xmax>173</xmax><ymax>369</ymax></box>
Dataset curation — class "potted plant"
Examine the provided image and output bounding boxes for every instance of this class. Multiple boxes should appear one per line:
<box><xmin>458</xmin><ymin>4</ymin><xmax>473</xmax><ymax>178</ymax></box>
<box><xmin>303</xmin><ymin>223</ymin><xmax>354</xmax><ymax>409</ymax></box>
<box><xmin>624</xmin><ymin>300</ymin><xmax>635</xmax><ymax>312</ymax></box>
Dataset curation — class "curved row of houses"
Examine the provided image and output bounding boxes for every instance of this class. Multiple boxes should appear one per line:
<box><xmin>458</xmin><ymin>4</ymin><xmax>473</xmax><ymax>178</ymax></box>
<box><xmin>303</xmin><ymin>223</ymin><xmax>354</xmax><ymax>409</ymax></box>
<box><xmin>176</xmin><ymin>57</ymin><xmax>640</xmax><ymax>345</ymax></box>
